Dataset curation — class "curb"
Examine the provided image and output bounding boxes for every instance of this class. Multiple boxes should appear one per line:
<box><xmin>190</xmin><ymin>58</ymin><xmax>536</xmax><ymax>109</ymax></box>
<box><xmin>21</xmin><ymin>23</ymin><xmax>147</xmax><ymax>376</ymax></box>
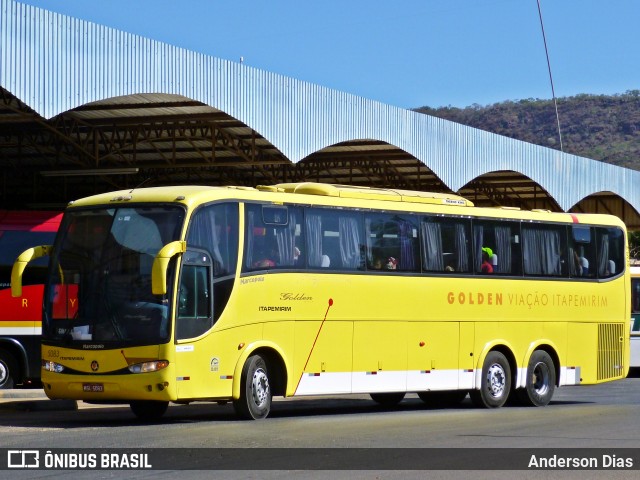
<box><xmin>0</xmin><ymin>389</ymin><xmax>47</xmax><ymax>399</ymax></box>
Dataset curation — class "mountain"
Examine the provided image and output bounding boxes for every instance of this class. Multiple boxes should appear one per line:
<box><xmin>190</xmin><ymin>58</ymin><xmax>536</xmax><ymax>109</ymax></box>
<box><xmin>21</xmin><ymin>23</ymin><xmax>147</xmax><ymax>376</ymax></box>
<box><xmin>413</xmin><ymin>90</ymin><xmax>640</xmax><ymax>170</ymax></box>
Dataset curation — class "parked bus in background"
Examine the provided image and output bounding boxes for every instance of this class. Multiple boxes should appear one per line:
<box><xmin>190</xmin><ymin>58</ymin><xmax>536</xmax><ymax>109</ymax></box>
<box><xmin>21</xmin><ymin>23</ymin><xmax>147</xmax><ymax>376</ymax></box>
<box><xmin>12</xmin><ymin>183</ymin><xmax>630</xmax><ymax>419</ymax></box>
<box><xmin>630</xmin><ymin>266</ymin><xmax>640</xmax><ymax>368</ymax></box>
<box><xmin>0</xmin><ymin>210</ymin><xmax>62</xmax><ymax>388</ymax></box>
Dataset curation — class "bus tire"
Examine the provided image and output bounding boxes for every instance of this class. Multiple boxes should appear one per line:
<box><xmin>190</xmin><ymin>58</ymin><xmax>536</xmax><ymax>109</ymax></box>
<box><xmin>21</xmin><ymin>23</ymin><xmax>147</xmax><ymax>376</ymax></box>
<box><xmin>370</xmin><ymin>392</ymin><xmax>405</xmax><ymax>407</ymax></box>
<box><xmin>418</xmin><ymin>390</ymin><xmax>467</xmax><ymax>408</ymax></box>
<box><xmin>516</xmin><ymin>350</ymin><xmax>556</xmax><ymax>407</ymax></box>
<box><xmin>129</xmin><ymin>400</ymin><xmax>169</xmax><ymax>420</ymax></box>
<box><xmin>233</xmin><ymin>354</ymin><xmax>272</xmax><ymax>420</ymax></box>
<box><xmin>470</xmin><ymin>351</ymin><xmax>511</xmax><ymax>408</ymax></box>
<box><xmin>0</xmin><ymin>348</ymin><xmax>18</xmax><ymax>389</ymax></box>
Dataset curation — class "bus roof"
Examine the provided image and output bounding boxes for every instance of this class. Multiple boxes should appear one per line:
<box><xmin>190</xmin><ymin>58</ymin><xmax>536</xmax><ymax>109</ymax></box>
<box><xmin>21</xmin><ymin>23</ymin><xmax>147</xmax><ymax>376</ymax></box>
<box><xmin>67</xmin><ymin>184</ymin><xmax>473</xmax><ymax>209</ymax></box>
<box><xmin>264</xmin><ymin>182</ymin><xmax>473</xmax><ymax>206</ymax></box>
<box><xmin>65</xmin><ymin>183</ymin><xmax>625</xmax><ymax>228</ymax></box>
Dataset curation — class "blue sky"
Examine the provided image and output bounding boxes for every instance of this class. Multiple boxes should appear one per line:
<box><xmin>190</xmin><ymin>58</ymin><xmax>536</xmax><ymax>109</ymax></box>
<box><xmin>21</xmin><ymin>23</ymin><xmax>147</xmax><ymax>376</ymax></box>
<box><xmin>19</xmin><ymin>0</ymin><xmax>640</xmax><ymax>109</ymax></box>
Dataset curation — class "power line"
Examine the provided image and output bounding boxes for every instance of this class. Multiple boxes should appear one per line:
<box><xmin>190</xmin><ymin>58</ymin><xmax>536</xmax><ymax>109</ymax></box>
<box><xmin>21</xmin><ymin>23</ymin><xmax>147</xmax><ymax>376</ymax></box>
<box><xmin>536</xmin><ymin>0</ymin><xmax>563</xmax><ymax>152</ymax></box>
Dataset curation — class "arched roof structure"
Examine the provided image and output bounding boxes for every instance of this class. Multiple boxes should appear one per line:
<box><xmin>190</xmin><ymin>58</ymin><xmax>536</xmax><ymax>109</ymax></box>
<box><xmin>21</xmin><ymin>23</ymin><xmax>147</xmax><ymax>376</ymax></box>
<box><xmin>1</xmin><ymin>0</ymin><xmax>639</xmax><ymax>226</ymax></box>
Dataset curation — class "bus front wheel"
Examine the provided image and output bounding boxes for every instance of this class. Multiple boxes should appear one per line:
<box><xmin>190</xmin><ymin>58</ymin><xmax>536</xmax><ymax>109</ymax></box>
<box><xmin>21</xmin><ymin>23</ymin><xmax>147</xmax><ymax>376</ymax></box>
<box><xmin>470</xmin><ymin>351</ymin><xmax>511</xmax><ymax>408</ymax></box>
<box><xmin>516</xmin><ymin>350</ymin><xmax>556</xmax><ymax>407</ymax></box>
<box><xmin>233</xmin><ymin>354</ymin><xmax>272</xmax><ymax>420</ymax></box>
<box><xmin>0</xmin><ymin>348</ymin><xmax>18</xmax><ymax>389</ymax></box>
<box><xmin>129</xmin><ymin>400</ymin><xmax>169</xmax><ymax>420</ymax></box>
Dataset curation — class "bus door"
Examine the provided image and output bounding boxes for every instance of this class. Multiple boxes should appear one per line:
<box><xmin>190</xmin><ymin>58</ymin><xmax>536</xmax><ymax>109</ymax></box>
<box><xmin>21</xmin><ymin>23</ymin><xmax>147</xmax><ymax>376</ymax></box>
<box><xmin>174</xmin><ymin>249</ymin><xmax>215</xmax><ymax>399</ymax></box>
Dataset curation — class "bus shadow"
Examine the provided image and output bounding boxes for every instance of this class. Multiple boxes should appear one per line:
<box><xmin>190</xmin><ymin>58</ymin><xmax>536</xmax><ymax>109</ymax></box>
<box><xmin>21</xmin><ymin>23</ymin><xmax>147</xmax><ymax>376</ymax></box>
<box><xmin>0</xmin><ymin>394</ymin><xmax>594</xmax><ymax>430</ymax></box>
<box><xmin>0</xmin><ymin>396</ymin><xmax>471</xmax><ymax>429</ymax></box>
<box><xmin>626</xmin><ymin>367</ymin><xmax>640</xmax><ymax>378</ymax></box>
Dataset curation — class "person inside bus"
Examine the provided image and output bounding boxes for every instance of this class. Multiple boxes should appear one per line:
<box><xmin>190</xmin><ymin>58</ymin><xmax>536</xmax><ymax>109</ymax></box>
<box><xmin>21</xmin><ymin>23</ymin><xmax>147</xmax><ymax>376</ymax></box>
<box><xmin>253</xmin><ymin>257</ymin><xmax>276</xmax><ymax>268</ymax></box>
<box><xmin>252</xmin><ymin>244</ymin><xmax>277</xmax><ymax>268</ymax></box>
<box><xmin>371</xmin><ymin>257</ymin><xmax>383</xmax><ymax>270</ymax></box>
<box><xmin>578</xmin><ymin>253</ymin><xmax>589</xmax><ymax>276</ymax></box>
<box><xmin>385</xmin><ymin>256</ymin><xmax>398</xmax><ymax>270</ymax></box>
<box><xmin>572</xmin><ymin>250</ymin><xmax>583</xmax><ymax>276</ymax></box>
<box><xmin>481</xmin><ymin>248</ymin><xmax>494</xmax><ymax>274</ymax></box>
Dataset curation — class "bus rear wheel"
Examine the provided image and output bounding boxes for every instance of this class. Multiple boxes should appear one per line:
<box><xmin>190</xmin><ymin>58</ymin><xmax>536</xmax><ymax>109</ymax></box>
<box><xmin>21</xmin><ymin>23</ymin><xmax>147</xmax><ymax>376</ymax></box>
<box><xmin>516</xmin><ymin>350</ymin><xmax>556</xmax><ymax>407</ymax></box>
<box><xmin>470</xmin><ymin>351</ymin><xmax>511</xmax><ymax>408</ymax></box>
<box><xmin>129</xmin><ymin>400</ymin><xmax>169</xmax><ymax>420</ymax></box>
<box><xmin>233</xmin><ymin>354</ymin><xmax>272</xmax><ymax>420</ymax></box>
<box><xmin>370</xmin><ymin>392</ymin><xmax>405</xmax><ymax>407</ymax></box>
<box><xmin>0</xmin><ymin>348</ymin><xmax>18</xmax><ymax>389</ymax></box>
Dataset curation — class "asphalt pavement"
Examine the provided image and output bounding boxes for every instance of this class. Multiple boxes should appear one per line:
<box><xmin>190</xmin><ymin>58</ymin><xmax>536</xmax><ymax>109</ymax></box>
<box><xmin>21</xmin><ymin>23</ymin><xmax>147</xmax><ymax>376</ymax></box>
<box><xmin>0</xmin><ymin>387</ymin><xmax>77</xmax><ymax>412</ymax></box>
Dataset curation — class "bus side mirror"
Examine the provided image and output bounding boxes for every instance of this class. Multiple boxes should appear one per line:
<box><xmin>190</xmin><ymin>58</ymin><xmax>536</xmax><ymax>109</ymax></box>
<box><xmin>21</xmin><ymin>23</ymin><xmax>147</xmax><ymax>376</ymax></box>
<box><xmin>152</xmin><ymin>241</ymin><xmax>187</xmax><ymax>295</ymax></box>
<box><xmin>11</xmin><ymin>245</ymin><xmax>53</xmax><ymax>297</ymax></box>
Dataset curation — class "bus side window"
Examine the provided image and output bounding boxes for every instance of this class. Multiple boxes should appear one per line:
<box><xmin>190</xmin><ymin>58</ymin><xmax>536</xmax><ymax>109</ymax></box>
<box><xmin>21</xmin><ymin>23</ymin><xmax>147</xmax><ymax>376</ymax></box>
<box><xmin>421</xmin><ymin>218</ymin><xmax>445</xmax><ymax>272</ymax></box>
<box><xmin>365</xmin><ymin>213</ymin><xmax>418</xmax><ymax>272</ymax></box>
<box><xmin>595</xmin><ymin>226</ymin><xmax>624</xmax><ymax>279</ymax></box>
<box><xmin>243</xmin><ymin>204</ymin><xmax>303</xmax><ymax>271</ymax></box>
<box><xmin>570</xmin><ymin>226</ymin><xmax>596</xmax><ymax>278</ymax></box>
<box><xmin>305</xmin><ymin>208</ymin><xmax>364</xmax><ymax>270</ymax></box>
<box><xmin>472</xmin><ymin>220</ymin><xmax>520</xmax><ymax>276</ymax></box>
<box><xmin>420</xmin><ymin>217</ymin><xmax>472</xmax><ymax>273</ymax></box>
<box><xmin>188</xmin><ymin>203</ymin><xmax>239</xmax><ymax>277</ymax></box>
<box><xmin>176</xmin><ymin>261</ymin><xmax>212</xmax><ymax>341</ymax></box>
<box><xmin>522</xmin><ymin>224</ymin><xmax>565</xmax><ymax>277</ymax></box>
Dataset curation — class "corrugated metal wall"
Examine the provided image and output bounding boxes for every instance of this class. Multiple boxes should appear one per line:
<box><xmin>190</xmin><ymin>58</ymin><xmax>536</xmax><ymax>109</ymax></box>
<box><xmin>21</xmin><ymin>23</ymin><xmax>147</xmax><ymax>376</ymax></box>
<box><xmin>1</xmin><ymin>0</ymin><xmax>639</xmax><ymax>213</ymax></box>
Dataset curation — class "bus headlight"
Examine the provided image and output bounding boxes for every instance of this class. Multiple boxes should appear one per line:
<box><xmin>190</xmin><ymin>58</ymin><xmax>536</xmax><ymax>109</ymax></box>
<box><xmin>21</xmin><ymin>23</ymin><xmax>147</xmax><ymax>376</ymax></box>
<box><xmin>42</xmin><ymin>360</ymin><xmax>65</xmax><ymax>373</ymax></box>
<box><xmin>128</xmin><ymin>360</ymin><xmax>169</xmax><ymax>374</ymax></box>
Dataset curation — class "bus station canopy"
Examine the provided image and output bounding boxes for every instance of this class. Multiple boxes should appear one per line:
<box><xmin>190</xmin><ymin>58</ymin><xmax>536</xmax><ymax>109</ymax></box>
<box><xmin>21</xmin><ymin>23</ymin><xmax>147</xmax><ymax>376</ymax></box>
<box><xmin>1</xmin><ymin>0</ymin><xmax>639</xmax><ymax>227</ymax></box>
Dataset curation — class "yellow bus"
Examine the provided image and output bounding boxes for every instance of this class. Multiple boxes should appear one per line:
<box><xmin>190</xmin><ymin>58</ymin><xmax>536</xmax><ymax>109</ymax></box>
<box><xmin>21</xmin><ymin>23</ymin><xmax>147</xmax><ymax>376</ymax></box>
<box><xmin>11</xmin><ymin>182</ymin><xmax>630</xmax><ymax>420</ymax></box>
<box><xmin>630</xmin><ymin>266</ymin><xmax>640</xmax><ymax>367</ymax></box>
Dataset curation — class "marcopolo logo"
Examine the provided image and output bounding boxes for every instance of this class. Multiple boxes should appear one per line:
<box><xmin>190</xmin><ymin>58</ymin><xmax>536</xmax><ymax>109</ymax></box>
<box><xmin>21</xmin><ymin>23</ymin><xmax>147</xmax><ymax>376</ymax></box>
<box><xmin>8</xmin><ymin>450</ymin><xmax>39</xmax><ymax>468</ymax></box>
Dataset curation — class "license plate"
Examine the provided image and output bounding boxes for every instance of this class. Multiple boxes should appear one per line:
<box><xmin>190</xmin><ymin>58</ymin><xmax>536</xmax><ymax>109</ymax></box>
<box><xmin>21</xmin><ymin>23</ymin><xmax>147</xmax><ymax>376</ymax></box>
<box><xmin>82</xmin><ymin>383</ymin><xmax>104</xmax><ymax>393</ymax></box>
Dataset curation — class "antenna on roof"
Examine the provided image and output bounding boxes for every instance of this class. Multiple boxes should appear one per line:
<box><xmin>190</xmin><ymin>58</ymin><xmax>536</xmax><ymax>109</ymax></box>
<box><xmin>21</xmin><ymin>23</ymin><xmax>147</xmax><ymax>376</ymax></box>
<box><xmin>129</xmin><ymin>176</ymin><xmax>152</xmax><ymax>194</ymax></box>
<box><xmin>240</xmin><ymin>56</ymin><xmax>244</xmax><ymax>64</ymax></box>
<box><xmin>536</xmin><ymin>0</ymin><xmax>564</xmax><ymax>152</ymax></box>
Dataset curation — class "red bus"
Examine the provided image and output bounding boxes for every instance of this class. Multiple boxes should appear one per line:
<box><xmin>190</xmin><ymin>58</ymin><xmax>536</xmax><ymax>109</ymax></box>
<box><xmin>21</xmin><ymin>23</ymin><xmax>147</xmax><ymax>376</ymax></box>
<box><xmin>0</xmin><ymin>210</ymin><xmax>62</xmax><ymax>388</ymax></box>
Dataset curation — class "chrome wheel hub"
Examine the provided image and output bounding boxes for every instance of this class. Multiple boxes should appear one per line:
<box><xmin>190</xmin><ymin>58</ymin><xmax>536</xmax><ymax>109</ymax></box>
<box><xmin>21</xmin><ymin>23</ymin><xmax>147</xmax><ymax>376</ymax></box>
<box><xmin>251</xmin><ymin>368</ymin><xmax>270</xmax><ymax>408</ymax></box>
<box><xmin>486</xmin><ymin>363</ymin><xmax>506</xmax><ymax>398</ymax></box>
<box><xmin>532</xmin><ymin>362</ymin><xmax>550</xmax><ymax>395</ymax></box>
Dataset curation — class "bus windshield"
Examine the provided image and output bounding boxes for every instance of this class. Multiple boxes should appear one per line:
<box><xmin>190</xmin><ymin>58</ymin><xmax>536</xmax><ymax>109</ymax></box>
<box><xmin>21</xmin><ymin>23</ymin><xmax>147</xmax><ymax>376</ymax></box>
<box><xmin>43</xmin><ymin>206</ymin><xmax>185</xmax><ymax>346</ymax></box>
